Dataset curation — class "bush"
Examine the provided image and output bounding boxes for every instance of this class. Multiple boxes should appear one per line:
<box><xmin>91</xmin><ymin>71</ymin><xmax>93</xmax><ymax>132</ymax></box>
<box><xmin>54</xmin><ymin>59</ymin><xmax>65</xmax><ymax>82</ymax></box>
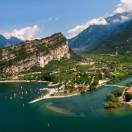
<box><xmin>106</xmin><ymin>93</ymin><xmax>118</xmax><ymax>102</ymax></box>
<box><xmin>80</xmin><ymin>90</ymin><xmax>86</xmax><ymax>95</ymax></box>
<box><xmin>104</xmin><ymin>101</ymin><xmax>120</xmax><ymax>109</ymax></box>
<box><xmin>41</xmin><ymin>72</ymin><xmax>54</xmax><ymax>81</ymax></box>
<box><xmin>112</xmin><ymin>88</ymin><xmax>124</xmax><ymax>97</ymax></box>
<box><xmin>104</xmin><ymin>88</ymin><xmax>124</xmax><ymax>109</ymax></box>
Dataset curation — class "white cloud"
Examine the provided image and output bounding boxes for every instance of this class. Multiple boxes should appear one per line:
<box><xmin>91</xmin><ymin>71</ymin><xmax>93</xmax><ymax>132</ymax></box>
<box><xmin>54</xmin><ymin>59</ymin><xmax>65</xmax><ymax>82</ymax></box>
<box><xmin>113</xmin><ymin>0</ymin><xmax>132</xmax><ymax>14</ymax></box>
<box><xmin>67</xmin><ymin>17</ymin><xmax>108</xmax><ymax>38</ymax></box>
<box><xmin>4</xmin><ymin>25</ymin><xmax>40</xmax><ymax>40</ymax></box>
<box><xmin>111</xmin><ymin>15</ymin><xmax>130</xmax><ymax>23</ymax></box>
<box><xmin>67</xmin><ymin>0</ymin><xmax>132</xmax><ymax>38</ymax></box>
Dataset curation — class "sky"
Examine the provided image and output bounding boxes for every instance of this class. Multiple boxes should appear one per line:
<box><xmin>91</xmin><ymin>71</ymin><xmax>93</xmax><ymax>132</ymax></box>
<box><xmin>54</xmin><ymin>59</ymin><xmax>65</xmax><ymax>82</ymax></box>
<box><xmin>0</xmin><ymin>0</ymin><xmax>127</xmax><ymax>40</ymax></box>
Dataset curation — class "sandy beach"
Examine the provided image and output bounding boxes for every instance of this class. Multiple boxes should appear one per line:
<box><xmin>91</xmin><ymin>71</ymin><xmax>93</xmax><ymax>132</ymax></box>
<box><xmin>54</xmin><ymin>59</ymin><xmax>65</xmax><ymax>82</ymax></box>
<box><xmin>29</xmin><ymin>79</ymin><xmax>111</xmax><ymax>104</ymax></box>
<box><xmin>29</xmin><ymin>88</ymin><xmax>79</xmax><ymax>104</ymax></box>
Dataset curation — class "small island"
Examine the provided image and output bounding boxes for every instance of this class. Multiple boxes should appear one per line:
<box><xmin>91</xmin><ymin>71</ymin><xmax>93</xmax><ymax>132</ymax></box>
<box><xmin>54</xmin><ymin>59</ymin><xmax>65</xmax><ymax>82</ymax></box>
<box><xmin>104</xmin><ymin>82</ymin><xmax>132</xmax><ymax>109</ymax></box>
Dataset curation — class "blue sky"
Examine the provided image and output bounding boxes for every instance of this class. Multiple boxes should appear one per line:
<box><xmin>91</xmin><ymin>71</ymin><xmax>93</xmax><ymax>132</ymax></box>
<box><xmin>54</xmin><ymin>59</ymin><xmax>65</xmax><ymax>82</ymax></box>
<box><xmin>0</xmin><ymin>0</ymin><xmax>121</xmax><ymax>39</ymax></box>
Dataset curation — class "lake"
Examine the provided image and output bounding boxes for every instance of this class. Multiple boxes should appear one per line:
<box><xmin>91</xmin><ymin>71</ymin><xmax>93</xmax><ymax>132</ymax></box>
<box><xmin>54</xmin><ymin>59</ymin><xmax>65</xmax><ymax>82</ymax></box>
<box><xmin>0</xmin><ymin>77</ymin><xmax>132</xmax><ymax>132</ymax></box>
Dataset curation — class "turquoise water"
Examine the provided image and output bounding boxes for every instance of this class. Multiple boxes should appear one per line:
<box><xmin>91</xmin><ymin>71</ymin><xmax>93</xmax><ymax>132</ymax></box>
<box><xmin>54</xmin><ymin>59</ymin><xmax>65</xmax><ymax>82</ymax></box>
<box><xmin>0</xmin><ymin>77</ymin><xmax>132</xmax><ymax>132</ymax></box>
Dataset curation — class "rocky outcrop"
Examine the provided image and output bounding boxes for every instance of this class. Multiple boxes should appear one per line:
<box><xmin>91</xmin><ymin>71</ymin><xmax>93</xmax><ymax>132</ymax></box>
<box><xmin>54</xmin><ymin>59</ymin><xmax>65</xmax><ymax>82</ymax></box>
<box><xmin>39</xmin><ymin>44</ymin><xmax>70</xmax><ymax>67</ymax></box>
<box><xmin>0</xmin><ymin>33</ymin><xmax>70</xmax><ymax>75</ymax></box>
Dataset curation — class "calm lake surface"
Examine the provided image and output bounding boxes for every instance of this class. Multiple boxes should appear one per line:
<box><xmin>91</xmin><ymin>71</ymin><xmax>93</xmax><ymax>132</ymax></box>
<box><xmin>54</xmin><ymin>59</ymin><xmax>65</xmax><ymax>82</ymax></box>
<box><xmin>0</xmin><ymin>77</ymin><xmax>132</xmax><ymax>132</ymax></box>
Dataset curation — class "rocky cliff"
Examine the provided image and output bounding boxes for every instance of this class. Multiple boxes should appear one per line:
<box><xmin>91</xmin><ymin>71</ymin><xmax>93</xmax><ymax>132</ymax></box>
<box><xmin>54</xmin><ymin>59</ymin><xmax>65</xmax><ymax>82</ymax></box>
<box><xmin>0</xmin><ymin>33</ymin><xmax>70</xmax><ymax>75</ymax></box>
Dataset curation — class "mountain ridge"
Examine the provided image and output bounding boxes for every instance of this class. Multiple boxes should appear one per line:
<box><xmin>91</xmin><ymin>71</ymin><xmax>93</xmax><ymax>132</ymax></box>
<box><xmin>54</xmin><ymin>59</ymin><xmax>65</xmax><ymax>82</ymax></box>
<box><xmin>92</xmin><ymin>24</ymin><xmax>132</xmax><ymax>54</ymax></box>
<box><xmin>0</xmin><ymin>33</ymin><xmax>70</xmax><ymax>76</ymax></box>
<box><xmin>69</xmin><ymin>12</ymin><xmax>132</xmax><ymax>51</ymax></box>
<box><xmin>0</xmin><ymin>34</ymin><xmax>22</xmax><ymax>48</ymax></box>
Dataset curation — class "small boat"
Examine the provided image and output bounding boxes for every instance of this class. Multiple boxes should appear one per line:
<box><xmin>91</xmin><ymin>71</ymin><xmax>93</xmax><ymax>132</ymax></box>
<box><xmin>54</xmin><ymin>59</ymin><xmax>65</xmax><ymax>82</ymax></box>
<box><xmin>48</xmin><ymin>123</ymin><xmax>50</xmax><ymax>127</ymax></box>
<box><xmin>14</xmin><ymin>93</ymin><xmax>16</xmax><ymax>97</ymax></box>
<box><xmin>10</xmin><ymin>96</ymin><xmax>13</xmax><ymax>100</ymax></box>
<box><xmin>22</xmin><ymin>103</ymin><xmax>25</xmax><ymax>107</ymax></box>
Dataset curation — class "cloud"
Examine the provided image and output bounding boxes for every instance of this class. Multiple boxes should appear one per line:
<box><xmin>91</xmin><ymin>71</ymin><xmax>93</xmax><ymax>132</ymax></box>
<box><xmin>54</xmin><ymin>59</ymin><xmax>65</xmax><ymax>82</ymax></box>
<box><xmin>67</xmin><ymin>17</ymin><xmax>108</xmax><ymax>38</ymax></box>
<box><xmin>110</xmin><ymin>15</ymin><xmax>130</xmax><ymax>23</ymax></box>
<box><xmin>113</xmin><ymin>0</ymin><xmax>132</xmax><ymax>15</ymax></box>
<box><xmin>4</xmin><ymin>25</ymin><xmax>40</xmax><ymax>40</ymax></box>
<box><xmin>67</xmin><ymin>0</ymin><xmax>132</xmax><ymax>38</ymax></box>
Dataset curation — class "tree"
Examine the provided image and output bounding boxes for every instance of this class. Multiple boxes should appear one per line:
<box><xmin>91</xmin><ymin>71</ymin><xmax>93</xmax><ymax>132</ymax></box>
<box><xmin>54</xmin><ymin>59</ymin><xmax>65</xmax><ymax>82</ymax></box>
<box><xmin>106</xmin><ymin>93</ymin><xmax>117</xmax><ymax>102</ymax></box>
<box><xmin>124</xmin><ymin>93</ymin><xmax>132</xmax><ymax>102</ymax></box>
<box><xmin>41</xmin><ymin>72</ymin><xmax>54</xmax><ymax>81</ymax></box>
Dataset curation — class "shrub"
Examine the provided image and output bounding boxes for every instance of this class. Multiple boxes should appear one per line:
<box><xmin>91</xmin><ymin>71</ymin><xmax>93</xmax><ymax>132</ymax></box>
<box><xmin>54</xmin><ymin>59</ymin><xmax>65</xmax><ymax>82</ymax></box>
<box><xmin>104</xmin><ymin>101</ymin><xmax>120</xmax><ymax>109</ymax></box>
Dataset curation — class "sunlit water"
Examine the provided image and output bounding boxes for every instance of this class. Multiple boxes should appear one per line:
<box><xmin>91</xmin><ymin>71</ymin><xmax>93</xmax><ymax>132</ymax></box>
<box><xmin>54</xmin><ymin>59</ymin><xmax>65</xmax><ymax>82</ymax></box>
<box><xmin>0</xmin><ymin>77</ymin><xmax>132</xmax><ymax>132</ymax></box>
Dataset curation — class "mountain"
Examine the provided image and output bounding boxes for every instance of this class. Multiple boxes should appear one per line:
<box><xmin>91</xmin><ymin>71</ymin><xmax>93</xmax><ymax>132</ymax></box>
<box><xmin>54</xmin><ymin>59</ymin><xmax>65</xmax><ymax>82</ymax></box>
<box><xmin>0</xmin><ymin>35</ymin><xmax>8</xmax><ymax>48</ymax></box>
<box><xmin>92</xmin><ymin>24</ymin><xmax>132</xmax><ymax>54</ymax></box>
<box><xmin>69</xmin><ymin>12</ymin><xmax>132</xmax><ymax>51</ymax></box>
<box><xmin>8</xmin><ymin>37</ymin><xmax>23</xmax><ymax>45</ymax></box>
<box><xmin>0</xmin><ymin>35</ymin><xmax>22</xmax><ymax>48</ymax></box>
<box><xmin>0</xmin><ymin>33</ymin><xmax>70</xmax><ymax>75</ymax></box>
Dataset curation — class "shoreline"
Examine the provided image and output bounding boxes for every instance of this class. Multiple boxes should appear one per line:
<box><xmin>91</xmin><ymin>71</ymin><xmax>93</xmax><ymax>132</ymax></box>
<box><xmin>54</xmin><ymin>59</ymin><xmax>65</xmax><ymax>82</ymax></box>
<box><xmin>121</xmin><ymin>100</ymin><xmax>132</xmax><ymax>106</ymax></box>
<box><xmin>29</xmin><ymin>88</ymin><xmax>79</xmax><ymax>104</ymax></box>
<box><xmin>29</xmin><ymin>79</ymin><xmax>110</xmax><ymax>104</ymax></box>
<box><xmin>0</xmin><ymin>80</ymin><xmax>49</xmax><ymax>83</ymax></box>
<box><xmin>120</xmin><ymin>88</ymin><xmax>132</xmax><ymax>107</ymax></box>
<box><xmin>120</xmin><ymin>96</ymin><xmax>132</xmax><ymax>106</ymax></box>
<box><xmin>0</xmin><ymin>79</ymin><xmax>111</xmax><ymax>105</ymax></box>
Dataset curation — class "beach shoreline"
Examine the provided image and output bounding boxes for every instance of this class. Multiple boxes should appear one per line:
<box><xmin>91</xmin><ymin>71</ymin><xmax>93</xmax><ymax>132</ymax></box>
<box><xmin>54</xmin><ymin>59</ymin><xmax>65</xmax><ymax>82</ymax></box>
<box><xmin>29</xmin><ymin>87</ymin><xmax>80</xmax><ymax>104</ymax></box>
<box><xmin>29</xmin><ymin>79</ymin><xmax>111</xmax><ymax>104</ymax></box>
<box><xmin>1</xmin><ymin>79</ymin><xmax>111</xmax><ymax>105</ymax></box>
<box><xmin>0</xmin><ymin>80</ymin><xmax>49</xmax><ymax>83</ymax></box>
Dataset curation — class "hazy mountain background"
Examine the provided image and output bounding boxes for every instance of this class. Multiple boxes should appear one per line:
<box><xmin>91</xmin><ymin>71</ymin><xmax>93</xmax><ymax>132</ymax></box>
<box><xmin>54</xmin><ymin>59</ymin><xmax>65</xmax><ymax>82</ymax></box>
<box><xmin>92</xmin><ymin>22</ymin><xmax>132</xmax><ymax>54</ymax></box>
<box><xmin>68</xmin><ymin>12</ymin><xmax>132</xmax><ymax>53</ymax></box>
<box><xmin>0</xmin><ymin>35</ymin><xmax>22</xmax><ymax>48</ymax></box>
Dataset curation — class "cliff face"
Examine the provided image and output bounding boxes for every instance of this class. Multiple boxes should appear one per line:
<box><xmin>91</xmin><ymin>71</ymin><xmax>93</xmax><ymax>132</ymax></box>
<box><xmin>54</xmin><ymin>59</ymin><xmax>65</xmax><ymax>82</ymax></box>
<box><xmin>0</xmin><ymin>33</ymin><xmax>70</xmax><ymax>74</ymax></box>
